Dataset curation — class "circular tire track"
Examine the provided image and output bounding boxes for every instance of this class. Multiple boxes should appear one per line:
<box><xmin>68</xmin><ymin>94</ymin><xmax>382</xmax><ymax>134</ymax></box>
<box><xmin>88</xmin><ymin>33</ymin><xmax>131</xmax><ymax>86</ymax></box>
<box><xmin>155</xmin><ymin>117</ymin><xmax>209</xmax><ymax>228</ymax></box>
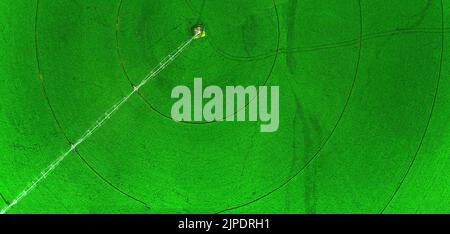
<box><xmin>115</xmin><ymin>0</ymin><xmax>281</xmax><ymax>125</ymax></box>
<box><xmin>380</xmin><ymin>0</ymin><xmax>445</xmax><ymax>213</ymax></box>
<box><xmin>34</xmin><ymin>0</ymin><xmax>150</xmax><ymax>210</ymax></box>
<box><xmin>216</xmin><ymin>0</ymin><xmax>364</xmax><ymax>213</ymax></box>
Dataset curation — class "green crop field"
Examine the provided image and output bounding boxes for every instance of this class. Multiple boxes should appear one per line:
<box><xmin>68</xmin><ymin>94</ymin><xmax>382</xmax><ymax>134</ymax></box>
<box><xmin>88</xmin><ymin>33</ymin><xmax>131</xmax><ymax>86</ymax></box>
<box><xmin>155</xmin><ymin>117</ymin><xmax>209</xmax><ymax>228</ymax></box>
<box><xmin>0</xmin><ymin>0</ymin><xmax>449</xmax><ymax>214</ymax></box>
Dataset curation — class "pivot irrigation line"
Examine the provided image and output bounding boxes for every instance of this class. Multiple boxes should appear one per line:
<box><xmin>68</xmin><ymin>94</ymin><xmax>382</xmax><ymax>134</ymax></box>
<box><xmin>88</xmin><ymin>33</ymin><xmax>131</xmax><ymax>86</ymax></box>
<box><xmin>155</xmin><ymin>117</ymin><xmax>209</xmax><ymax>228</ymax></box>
<box><xmin>0</xmin><ymin>35</ymin><xmax>197</xmax><ymax>214</ymax></box>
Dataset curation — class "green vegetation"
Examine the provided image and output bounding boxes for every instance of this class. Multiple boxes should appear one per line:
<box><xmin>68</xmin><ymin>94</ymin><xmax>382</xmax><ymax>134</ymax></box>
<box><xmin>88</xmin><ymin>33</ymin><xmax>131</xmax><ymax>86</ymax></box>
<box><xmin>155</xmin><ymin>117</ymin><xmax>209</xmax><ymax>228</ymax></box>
<box><xmin>0</xmin><ymin>0</ymin><xmax>449</xmax><ymax>214</ymax></box>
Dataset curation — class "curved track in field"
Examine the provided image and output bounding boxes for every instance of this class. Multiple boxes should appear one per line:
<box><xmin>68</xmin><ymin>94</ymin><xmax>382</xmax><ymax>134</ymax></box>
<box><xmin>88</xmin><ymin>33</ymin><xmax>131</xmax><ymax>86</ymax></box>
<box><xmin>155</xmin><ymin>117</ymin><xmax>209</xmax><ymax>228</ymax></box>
<box><xmin>0</xmin><ymin>0</ymin><xmax>448</xmax><ymax>213</ymax></box>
